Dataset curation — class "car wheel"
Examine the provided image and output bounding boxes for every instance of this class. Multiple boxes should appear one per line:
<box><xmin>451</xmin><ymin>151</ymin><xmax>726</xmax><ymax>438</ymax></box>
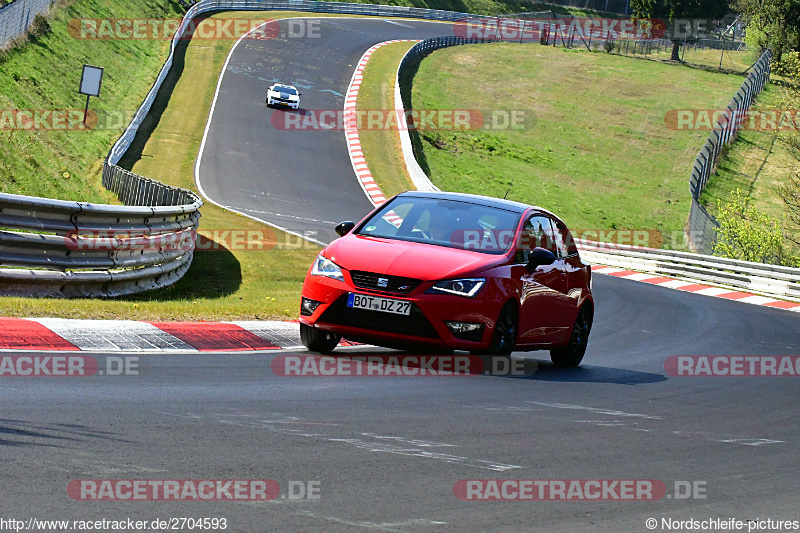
<box><xmin>474</xmin><ymin>302</ymin><xmax>517</xmax><ymax>356</ymax></box>
<box><xmin>300</xmin><ymin>323</ymin><xmax>341</xmax><ymax>354</ymax></box>
<box><xmin>550</xmin><ymin>305</ymin><xmax>592</xmax><ymax>367</ymax></box>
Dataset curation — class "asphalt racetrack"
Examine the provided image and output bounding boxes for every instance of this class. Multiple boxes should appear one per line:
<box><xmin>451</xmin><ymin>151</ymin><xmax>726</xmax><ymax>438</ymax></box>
<box><xmin>197</xmin><ymin>18</ymin><xmax>456</xmax><ymax>243</ymax></box>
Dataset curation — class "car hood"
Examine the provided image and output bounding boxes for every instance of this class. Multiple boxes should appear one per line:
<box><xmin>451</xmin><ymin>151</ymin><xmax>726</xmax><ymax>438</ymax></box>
<box><xmin>324</xmin><ymin>235</ymin><xmax>508</xmax><ymax>281</ymax></box>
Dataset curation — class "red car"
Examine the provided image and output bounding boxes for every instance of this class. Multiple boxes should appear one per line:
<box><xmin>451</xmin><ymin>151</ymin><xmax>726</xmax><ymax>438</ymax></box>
<box><xmin>299</xmin><ymin>191</ymin><xmax>594</xmax><ymax>366</ymax></box>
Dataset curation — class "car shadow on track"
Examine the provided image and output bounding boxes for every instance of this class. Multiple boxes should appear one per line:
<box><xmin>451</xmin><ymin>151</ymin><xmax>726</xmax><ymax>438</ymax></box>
<box><xmin>473</xmin><ymin>354</ymin><xmax>667</xmax><ymax>385</ymax></box>
<box><xmin>332</xmin><ymin>351</ymin><xmax>666</xmax><ymax>386</ymax></box>
<box><xmin>516</xmin><ymin>359</ymin><xmax>667</xmax><ymax>385</ymax></box>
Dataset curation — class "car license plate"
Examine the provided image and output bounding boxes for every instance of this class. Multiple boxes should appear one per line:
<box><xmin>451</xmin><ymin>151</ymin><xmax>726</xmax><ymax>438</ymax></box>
<box><xmin>347</xmin><ymin>293</ymin><xmax>411</xmax><ymax>315</ymax></box>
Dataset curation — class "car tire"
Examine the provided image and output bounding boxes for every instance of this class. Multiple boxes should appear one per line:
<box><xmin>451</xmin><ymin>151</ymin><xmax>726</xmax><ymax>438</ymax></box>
<box><xmin>550</xmin><ymin>305</ymin><xmax>592</xmax><ymax>367</ymax></box>
<box><xmin>300</xmin><ymin>323</ymin><xmax>341</xmax><ymax>354</ymax></box>
<box><xmin>473</xmin><ymin>302</ymin><xmax>517</xmax><ymax>356</ymax></box>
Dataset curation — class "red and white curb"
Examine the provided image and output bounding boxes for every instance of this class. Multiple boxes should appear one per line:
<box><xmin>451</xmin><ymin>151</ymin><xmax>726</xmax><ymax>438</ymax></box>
<box><xmin>2</xmin><ymin>266</ymin><xmax>797</xmax><ymax>352</ymax></box>
<box><xmin>344</xmin><ymin>39</ymin><xmax>418</xmax><ymax>209</ymax></box>
<box><xmin>592</xmin><ymin>265</ymin><xmax>800</xmax><ymax>312</ymax></box>
<box><xmin>0</xmin><ymin>318</ymin><xmax>307</xmax><ymax>352</ymax></box>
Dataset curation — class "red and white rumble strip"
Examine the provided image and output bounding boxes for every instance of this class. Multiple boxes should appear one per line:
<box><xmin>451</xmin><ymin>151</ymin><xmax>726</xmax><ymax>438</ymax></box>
<box><xmin>344</xmin><ymin>40</ymin><xmax>418</xmax><ymax>207</ymax></box>
<box><xmin>591</xmin><ymin>265</ymin><xmax>800</xmax><ymax>311</ymax></box>
<box><xmin>0</xmin><ymin>317</ymin><xmax>367</xmax><ymax>352</ymax></box>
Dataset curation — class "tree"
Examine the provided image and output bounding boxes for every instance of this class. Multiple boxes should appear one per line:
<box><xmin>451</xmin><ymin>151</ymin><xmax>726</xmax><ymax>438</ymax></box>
<box><xmin>773</xmin><ymin>52</ymin><xmax>800</xmax><ymax>244</ymax></box>
<box><xmin>631</xmin><ymin>0</ymin><xmax>730</xmax><ymax>61</ymax></box>
<box><xmin>732</xmin><ymin>0</ymin><xmax>800</xmax><ymax>63</ymax></box>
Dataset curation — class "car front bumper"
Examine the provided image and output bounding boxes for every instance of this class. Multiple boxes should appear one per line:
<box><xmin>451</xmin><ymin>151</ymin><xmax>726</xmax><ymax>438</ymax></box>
<box><xmin>300</xmin><ymin>274</ymin><xmax>501</xmax><ymax>351</ymax></box>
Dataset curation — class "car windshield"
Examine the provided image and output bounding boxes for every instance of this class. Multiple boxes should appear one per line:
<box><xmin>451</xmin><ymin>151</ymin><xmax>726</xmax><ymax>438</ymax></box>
<box><xmin>274</xmin><ymin>86</ymin><xmax>297</xmax><ymax>95</ymax></box>
<box><xmin>356</xmin><ymin>196</ymin><xmax>522</xmax><ymax>254</ymax></box>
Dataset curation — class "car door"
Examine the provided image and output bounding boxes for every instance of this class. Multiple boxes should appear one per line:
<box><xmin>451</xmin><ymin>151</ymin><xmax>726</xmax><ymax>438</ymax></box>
<box><xmin>548</xmin><ymin>217</ymin><xmax>584</xmax><ymax>342</ymax></box>
<box><xmin>513</xmin><ymin>214</ymin><xmax>568</xmax><ymax>344</ymax></box>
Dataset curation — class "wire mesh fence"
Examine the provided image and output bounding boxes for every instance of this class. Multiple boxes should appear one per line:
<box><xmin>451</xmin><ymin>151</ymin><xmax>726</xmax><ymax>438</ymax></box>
<box><xmin>0</xmin><ymin>0</ymin><xmax>53</xmax><ymax>48</ymax></box>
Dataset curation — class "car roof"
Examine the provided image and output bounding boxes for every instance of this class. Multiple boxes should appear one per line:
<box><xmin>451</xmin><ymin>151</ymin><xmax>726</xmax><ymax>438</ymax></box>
<box><xmin>396</xmin><ymin>190</ymin><xmax>555</xmax><ymax>218</ymax></box>
<box><xmin>271</xmin><ymin>83</ymin><xmax>295</xmax><ymax>89</ymax></box>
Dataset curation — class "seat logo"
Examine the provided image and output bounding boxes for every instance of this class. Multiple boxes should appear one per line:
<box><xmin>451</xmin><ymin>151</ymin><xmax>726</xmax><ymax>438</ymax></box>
<box><xmin>377</xmin><ymin>278</ymin><xmax>389</xmax><ymax>288</ymax></box>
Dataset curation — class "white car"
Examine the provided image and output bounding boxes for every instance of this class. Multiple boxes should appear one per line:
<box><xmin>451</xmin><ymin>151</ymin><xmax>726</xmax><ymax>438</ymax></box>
<box><xmin>266</xmin><ymin>83</ymin><xmax>301</xmax><ymax>109</ymax></box>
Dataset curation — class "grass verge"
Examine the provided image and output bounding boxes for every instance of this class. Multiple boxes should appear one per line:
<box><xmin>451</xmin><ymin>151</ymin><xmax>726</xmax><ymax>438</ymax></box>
<box><xmin>0</xmin><ymin>0</ymin><xmax>181</xmax><ymax>201</ymax></box>
<box><xmin>405</xmin><ymin>43</ymin><xmax>746</xmax><ymax>249</ymax></box>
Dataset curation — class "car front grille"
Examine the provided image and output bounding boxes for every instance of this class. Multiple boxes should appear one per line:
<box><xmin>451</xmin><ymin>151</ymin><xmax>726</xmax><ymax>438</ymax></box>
<box><xmin>349</xmin><ymin>271</ymin><xmax>421</xmax><ymax>294</ymax></box>
<box><xmin>318</xmin><ymin>295</ymin><xmax>439</xmax><ymax>339</ymax></box>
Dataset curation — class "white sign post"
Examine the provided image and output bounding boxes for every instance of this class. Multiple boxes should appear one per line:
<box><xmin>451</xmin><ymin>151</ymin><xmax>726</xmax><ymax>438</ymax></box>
<box><xmin>79</xmin><ymin>65</ymin><xmax>104</xmax><ymax>127</ymax></box>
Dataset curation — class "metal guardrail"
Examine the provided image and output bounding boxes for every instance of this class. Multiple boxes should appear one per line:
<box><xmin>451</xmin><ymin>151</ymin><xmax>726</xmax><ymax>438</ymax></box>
<box><xmin>686</xmin><ymin>49</ymin><xmax>772</xmax><ymax>254</ymax></box>
<box><xmin>395</xmin><ymin>36</ymin><xmax>497</xmax><ymax>192</ymax></box>
<box><xmin>577</xmin><ymin>240</ymin><xmax>800</xmax><ymax>301</ymax></box>
<box><xmin>0</xmin><ymin>190</ymin><xmax>200</xmax><ymax>297</ymax></box>
<box><xmin>0</xmin><ymin>0</ymin><xmax>53</xmax><ymax>48</ymax></box>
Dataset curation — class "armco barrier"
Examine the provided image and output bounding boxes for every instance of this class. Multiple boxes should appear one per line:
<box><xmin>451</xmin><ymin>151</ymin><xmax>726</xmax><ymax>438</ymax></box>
<box><xmin>2</xmin><ymin>0</ymin><xmax>784</xmax><ymax>298</ymax></box>
<box><xmin>395</xmin><ymin>36</ymin><xmax>497</xmax><ymax>192</ymax></box>
<box><xmin>0</xmin><ymin>190</ymin><xmax>200</xmax><ymax>297</ymax></box>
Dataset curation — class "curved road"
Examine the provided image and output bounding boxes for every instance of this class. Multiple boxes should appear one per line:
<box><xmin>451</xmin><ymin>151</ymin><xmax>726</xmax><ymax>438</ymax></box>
<box><xmin>3</xmin><ymin>16</ymin><xmax>799</xmax><ymax>533</ymax></box>
<box><xmin>3</xmin><ymin>277</ymin><xmax>800</xmax><ymax>531</ymax></box>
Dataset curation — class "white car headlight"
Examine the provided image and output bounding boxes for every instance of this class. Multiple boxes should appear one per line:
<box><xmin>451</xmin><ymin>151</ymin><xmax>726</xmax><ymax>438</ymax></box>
<box><xmin>311</xmin><ymin>253</ymin><xmax>345</xmax><ymax>282</ymax></box>
<box><xmin>426</xmin><ymin>278</ymin><xmax>485</xmax><ymax>298</ymax></box>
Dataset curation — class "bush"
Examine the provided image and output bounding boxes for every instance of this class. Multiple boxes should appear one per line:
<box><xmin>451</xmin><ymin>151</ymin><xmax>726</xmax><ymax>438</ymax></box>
<box><xmin>604</xmin><ymin>40</ymin><xmax>616</xmax><ymax>53</ymax></box>
<box><xmin>714</xmin><ymin>189</ymin><xmax>798</xmax><ymax>266</ymax></box>
<box><xmin>28</xmin><ymin>13</ymin><xmax>51</xmax><ymax>38</ymax></box>
<box><xmin>774</xmin><ymin>51</ymin><xmax>800</xmax><ymax>79</ymax></box>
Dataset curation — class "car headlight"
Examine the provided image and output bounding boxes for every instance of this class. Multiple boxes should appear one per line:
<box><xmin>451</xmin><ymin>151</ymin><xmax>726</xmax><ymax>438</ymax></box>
<box><xmin>311</xmin><ymin>253</ymin><xmax>345</xmax><ymax>282</ymax></box>
<box><xmin>426</xmin><ymin>278</ymin><xmax>485</xmax><ymax>298</ymax></box>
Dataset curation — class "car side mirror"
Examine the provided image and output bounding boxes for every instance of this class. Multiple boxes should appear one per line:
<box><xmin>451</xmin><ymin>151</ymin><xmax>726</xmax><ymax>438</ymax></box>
<box><xmin>526</xmin><ymin>247</ymin><xmax>556</xmax><ymax>272</ymax></box>
<box><xmin>335</xmin><ymin>221</ymin><xmax>356</xmax><ymax>237</ymax></box>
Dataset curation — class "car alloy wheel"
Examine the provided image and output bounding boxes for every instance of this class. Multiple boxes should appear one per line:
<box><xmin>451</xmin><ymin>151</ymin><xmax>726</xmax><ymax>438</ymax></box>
<box><xmin>550</xmin><ymin>305</ymin><xmax>592</xmax><ymax>367</ymax></box>
<box><xmin>474</xmin><ymin>303</ymin><xmax>517</xmax><ymax>356</ymax></box>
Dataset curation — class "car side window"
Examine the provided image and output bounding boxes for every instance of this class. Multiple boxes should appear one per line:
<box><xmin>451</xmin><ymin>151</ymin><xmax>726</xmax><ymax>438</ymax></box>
<box><xmin>516</xmin><ymin>215</ymin><xmax>557</xmax><ymax>263</ymax></box>
<box><xmin>551</xmin><ymin>218</ymin><xmax>578</xmax><ymax>257</ymax></box>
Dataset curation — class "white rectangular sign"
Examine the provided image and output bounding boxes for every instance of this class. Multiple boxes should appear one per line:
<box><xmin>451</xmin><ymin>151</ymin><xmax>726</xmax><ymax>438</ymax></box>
<box><xmin>79</xmin><ymin>65</ymin><xmax>104</xmax><ymax>97</ymax></box>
